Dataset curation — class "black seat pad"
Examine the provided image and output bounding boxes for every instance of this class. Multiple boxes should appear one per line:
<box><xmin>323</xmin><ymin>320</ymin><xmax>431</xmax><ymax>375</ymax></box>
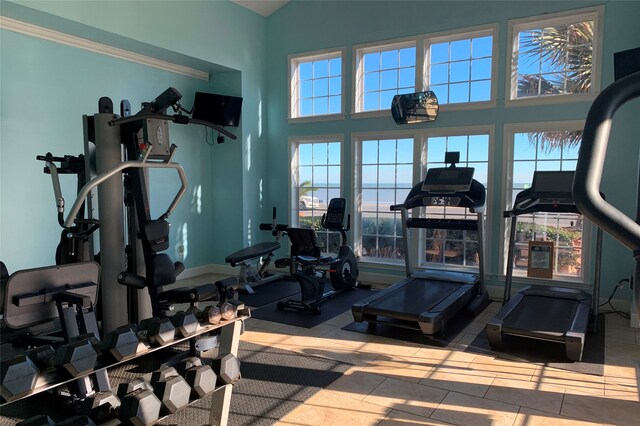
<box><xmin>226</xmin><ymin>242</ymin><xmax>280</xmax><ymax>266</ymax></box>
<box><xmin>158</xmin><ymin>283</ymin><xmax>218</xmax><ymax>303</ymax></box>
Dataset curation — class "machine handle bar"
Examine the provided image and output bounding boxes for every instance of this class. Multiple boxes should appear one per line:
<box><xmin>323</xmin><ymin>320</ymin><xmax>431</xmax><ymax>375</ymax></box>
<box><xmin>573</xmin><ymin>71</ymin><xmax>640</xmax><ymax>252</ymax></box>
<box><xmin>64</xmin><ymin>159</ymin><xmax>187</xmax><ymax>228</ymax></box>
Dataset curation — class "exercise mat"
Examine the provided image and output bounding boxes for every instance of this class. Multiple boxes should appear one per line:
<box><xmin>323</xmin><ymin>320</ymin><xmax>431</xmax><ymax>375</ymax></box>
<box><xmin>237</xmin><ymin>277</ymin><xmax>301</xmax><ymax>308</ymax></box>
<box><xmin>465</xmin><ymin>314</ymin><xmax>606</xmax><ymax>376</ymax></box>
<box><xmin>251</xmin><ymin>287</ymin><xmax>375</xmax><ymax>328</ymax></box>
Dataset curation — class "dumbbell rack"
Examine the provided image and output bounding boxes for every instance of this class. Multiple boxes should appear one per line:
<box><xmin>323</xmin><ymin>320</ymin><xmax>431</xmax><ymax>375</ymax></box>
<box><xmin>1</xmin><ymin>314</ymin><xmax>247</xmax><ymax>426</ymax></box>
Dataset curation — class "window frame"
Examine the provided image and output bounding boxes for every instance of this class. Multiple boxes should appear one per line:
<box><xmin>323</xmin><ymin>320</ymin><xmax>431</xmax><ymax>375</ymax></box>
<box><xmin>288</xmin><ymin>134</ymin><xmax>344</xmax><ymax>232</ymax></box>
<box><xmin>423</xmin><ymin>23</ymin><xmax>499</xmax><ymax>111</ymax></box>
<box><xmin>501</xmin><ymin>121</ymin><xmax>594</xmax><ymax>287</ymax></box>
<box><xmin>351</xmin><ymin>125</ymin><xmax>495</xmax><ymax>273</ymax></box>
<box><xmin>288</xmin><ymin>47</ymin><xmax>346</xmax><ymax>123</ymax></box>
<box><xmin>352</xmin><ymin>38</ymin><xmax>419</xmax><ymax>118</ymax></box>
<box><xmin>505</xmin><ymin>6</ymin><xmax>604</xmax><ymax>107</ymax></box>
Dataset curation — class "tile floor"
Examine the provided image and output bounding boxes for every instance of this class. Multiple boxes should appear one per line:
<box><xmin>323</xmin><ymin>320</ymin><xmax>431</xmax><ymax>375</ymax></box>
<box><xmin>186</xmin><ymin>274</ymin><xmax>640</xmax><ymax>425</ymax></box>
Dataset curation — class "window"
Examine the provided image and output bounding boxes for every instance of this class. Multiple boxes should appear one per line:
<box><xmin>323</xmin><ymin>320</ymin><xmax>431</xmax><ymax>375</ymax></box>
<box><xmin>355</xmin><ymin>42</ymin><xmax>416</xmax><ymax>113</ymax></box>
<box><xmin>423</xmin><ymin>133</ymin><xmax>490</xmax><ymax>268</ymax></box>
<box><xmin>506</xmin><ymin>125</ymin><xmax>584</xmax><ymax>279</ymax></box>
<box><xmin>289</xmin><ymin>50</ymin><xmax>343</xmax><ymax>118</ymax></box>
<box><xmin>508</xmin><ymin>7</ymin><xmax>602</xmax><ymax>101</ymax></box>
<box><xmin>425</xmin><ymin>26</ymin><xmax>496</xmax><ymax>105</ymax></box>
<box><xmin>356</xmin><ymin>137</ymin><xmax>414</xmax><ymax>262</ymax></box>
<box><xmin>290</xmin><ymin>138</ymin><xmax>342</xmax><ymax>253</ymax></box>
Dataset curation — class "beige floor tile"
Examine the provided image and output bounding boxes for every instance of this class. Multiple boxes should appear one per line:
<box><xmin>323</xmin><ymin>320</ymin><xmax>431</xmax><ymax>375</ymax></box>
<box><xmin>514</xmin><ymin>407</ymin><xmax>604</xmax><ymax>426</ymax></box>
<box><xmin>240</xmin><ymin>329</ymin><xmax>291</xmax><ymax>345</ymax></box>
<box><xmin>354</xmin><ymin>355</ymin><xmax>433</xmax><ymax>383</ymax></box>
<box><xmin>603</xmin><ymin>356</ymin><xmax>639</xmax><ymax>378</ymax></box>
<box><xmin>532</xmin><ymin>366</ymin><xmax>604</xmax><ymax>396</ymax></box>
<box><xmin>363</xmin><ymin>377</ymin><xmax>448</xmax><ymax>417</ymax></box>
<box><xmin>604</xmin><ymin>375</ymin><xmax>640</xmax><ymax>401</ymax></box>
<box><xmin>324</xmin><ymin>369</ymin><xmax>387</xmax><ymax>400</ymax></box>
<box><xmin>303</xmin><ymin>343</ymin><xmax>381</xmax><ymax>366</ymax></box>
<box><xmin>412</xmin><ymin>346</ymin><xmax>477</xmax><ymax>365</ymax></box>
<box><xmin>606</xmin><ymin>339</ymin><xmax>640</xmax><ymax>358</ymax></box>
<box><xmin>243</xmin><ymin>317</ymin><xmax>286</xmax><ymax>332</ymax></box>
<box><xmin>315</xmin><ymin>326</ymin><xmax>377</xmax><ymax>347</ymax></box>
<box><xmin>484</xmin><ymin>377</ymin><xmax>565</xmax><ymax>414</ymax></box>
<box><xmin>605</xmin><ymin>327</ymin><xmax>639</xmax><ymax>345</ymax></box>
<box><xmin>431</xmin><ymin>391</ymin><xmax>520</xmax><ymax>426</ymax></box>
<box><xmin>276</xmin><ymin>323</ymin><xmax>337</xmax><ymax>337</ymax></box>
<box><xmin>360</xmin><ymin>336</ymin><xmax>423</xmax><ymax>358</ymax></box>
<box><xmin>451</xmin><ymin>333</ymin><xmax>479</xmax><ymax>348</ymax></box>
<box><xmin>468</xmin><ymin>354</ymin><xmax>537</xmax><ymax>380</ymax></box>
<box><xmin>378</xmin><ymin>409</ymin><xmax>454</xmax><ymax>425</ymax></box>
<box><xmin>282</xmin><ymin>390</ymin><xmax>391</xmax><ymax>426</ymax></box>
<box><xmin>420</xmin><ymin>366</ymin><xmax>495</xmax><ymax>397</ymax></box>
<box><xmin>561</xmin><ymin>392</ymin><xmax>640</xmax><ymax>426</ymax></box>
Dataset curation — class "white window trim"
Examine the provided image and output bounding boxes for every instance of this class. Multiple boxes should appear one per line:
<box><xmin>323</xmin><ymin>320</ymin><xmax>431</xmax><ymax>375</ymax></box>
<box><xmin>350</xmin><ymin>125</ymin><xmax>495</xmax><ymax>273</ymax></box>
<box><xmin>288</xmin><ymin>47</ymin><xmax>346</xmax><ymax>121</ymax></box>
<box><xmin>501</xmin><ymin>121</ymin><xmax>593</xmax><ymax>288</ymax></box>
<box><xmin>288</xmin><ymin>134</ymin><xmax>345</xmax><ymax>228</ymax></box>
<box><xmin>505</xmin><ymin>6</ymin><xmax>604</xmax><ymax>106</ymax></box>
<box><xmin>352</xmin><ymin>37</ymin><xmax>418</xmax><ymax>115</ymax></box>
<box><xmin>423</xmin><ymin>23</ymin><xmax>499</xmax><ymax>105</ymax></box>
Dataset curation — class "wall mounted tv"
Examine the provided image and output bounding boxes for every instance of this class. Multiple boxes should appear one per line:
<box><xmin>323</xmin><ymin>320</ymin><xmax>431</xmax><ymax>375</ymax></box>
<box><xmin>192</xmin><ymin>92</ymin><xmax>243</xmax><ymax>127</ymax></box>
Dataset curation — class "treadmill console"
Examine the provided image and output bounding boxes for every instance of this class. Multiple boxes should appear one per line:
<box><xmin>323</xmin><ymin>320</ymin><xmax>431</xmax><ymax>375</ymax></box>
<box><xmin>422</xmin><ymin>167</ymin><xmax>475</xmax><ymax>194</ymax></box>
<box><xmin>514</xmin><ymin>171</ymin><xmax>575</xmax><ymax>210</ymax></box>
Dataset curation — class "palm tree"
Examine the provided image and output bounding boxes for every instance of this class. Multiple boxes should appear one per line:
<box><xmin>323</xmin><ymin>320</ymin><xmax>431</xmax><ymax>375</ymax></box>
<box><xmin>517</xmin><ymin>21</ymin><xmax>593</xmax><ymax>151</ymax></box>
<box><xmin>299</xmin><ymin>180</ymin><xmax>316</xmax><ymax>197</ymax></box>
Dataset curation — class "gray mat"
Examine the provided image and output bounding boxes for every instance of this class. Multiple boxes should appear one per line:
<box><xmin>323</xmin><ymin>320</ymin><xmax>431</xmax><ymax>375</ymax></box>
<box><xmin>465</xmin><ymin>314</ymin><xmax>606</xmax><ymax>376</ymax></box>
<box><xmin>237</xmin><ymin>277</ymin><xmax>301</xmax><ymax>308</ymax></box>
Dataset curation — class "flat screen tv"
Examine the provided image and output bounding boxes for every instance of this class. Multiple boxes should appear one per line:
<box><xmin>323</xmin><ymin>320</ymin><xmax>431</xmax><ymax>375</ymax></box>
<box><xmin>192</xmin><ymin>92</ymin><xmax>243</xmax><ymax>127</ymax></box>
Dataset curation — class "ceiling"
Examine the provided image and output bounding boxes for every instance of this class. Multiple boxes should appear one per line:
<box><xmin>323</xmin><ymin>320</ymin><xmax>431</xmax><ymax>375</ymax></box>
<box><xmin>232</xmin><ymin>0</ymin><xmax>289</xmax><ymax>17</ymax></box>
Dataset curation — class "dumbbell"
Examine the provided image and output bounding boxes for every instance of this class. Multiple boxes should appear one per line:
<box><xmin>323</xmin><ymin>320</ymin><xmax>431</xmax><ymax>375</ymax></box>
<box><xmin>102</xmin><ymin>324</ymin><xmax>146</xmax><ymax>361</ymax></box>
<box><xmin>171</xmin><ymin>310</ymin><xmax>199</xmax><ymax>337</ymax></box>
<box><xmin>117</xmin><ymin>379</ymin><xmax>161</xmax><ymax>426</ymax></box>
<box><xmin>16</xmin><ymin>415</ymin><xmax>54</xmax><ymax>425</ymax></box>
<box><xmin>137</xmin><ymin>317</ymin><xmax>175</xmax><ymax>346</ymax></box>
<box><xmin>193</xmin><ymin>305</ymin><xmax>222</xmax><ymax>325</ymax></box>
<box><xmin>218</xmin><ymin>302</ymin><xmax>236</xmax><ymax>321</ymax></box>
<box><xmin>211</xmin><ymin>354</ymin><xmax>241</xmax><ymax>385</ymax></box>
<box><xmin>149</xmin><ymin>367</ymin><xmax>191</xmax><ymax>414</ymax></box>
<box><xmin>172</xmin><ymin>356</ymin><xmax>217</xmax><ymax>399</ymax></box>
<box><xmin>54</xmin><ymin>334</ymin><xmax>101</xmax><ymax>377</ymax></box>
<box><xmin>81</xmin><ymin>390</ymin><xmax>121</xmax><ymax>422</ymax></box>
<box><xmin>0</xmin><ymin>354</ymin><xmax>39</xmax><ymax>400</ymax></box>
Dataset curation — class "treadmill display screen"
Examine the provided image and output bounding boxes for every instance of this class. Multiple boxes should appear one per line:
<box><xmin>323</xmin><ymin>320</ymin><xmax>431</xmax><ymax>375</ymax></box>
<box><xmin>422</xmin><ymin>167</ymin><xmax>474</xmax><ymax>193</ymax></box>
<box><xmin>531</xmin><ymin>171</ymin><xmax>574</xmax><ymax>193</ymax></box>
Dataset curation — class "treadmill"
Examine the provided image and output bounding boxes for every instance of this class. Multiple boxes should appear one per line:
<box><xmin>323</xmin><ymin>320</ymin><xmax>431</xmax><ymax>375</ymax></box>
<box><xmin>486</xmin><ymin>170</ymin><xmax>602</xmax><ymax>361</ymax></box>
<box><xmin>352</xmin><ymin>152</ymin><xmax>489</xmax><ymax>335</ymax></box>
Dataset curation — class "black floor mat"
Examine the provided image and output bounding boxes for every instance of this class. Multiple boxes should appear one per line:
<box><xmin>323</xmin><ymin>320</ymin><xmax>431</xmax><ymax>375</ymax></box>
<box><xmin>465</xmin><ymin>314</ymin><xmax>606</xmax><ymax>376</ymax></box>
<box><xmin>342</xmin><ymin>308</ymin><xmax>477</xmax><ymax>348</ymax></box>
<box><xmin>237</xmin><ymin>277</ymin><xmax>301</xmax><ymax>307</ymax></box>
<box><xmin>250</xmin><ymin>287</ymin><xmax>374</xmax><ymax>328</ymax></box>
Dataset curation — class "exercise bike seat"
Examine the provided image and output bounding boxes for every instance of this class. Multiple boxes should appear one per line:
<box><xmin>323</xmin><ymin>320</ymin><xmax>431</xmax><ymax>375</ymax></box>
<box><xmin>225</xmin><ymin>242</ymin><xmax>281</xmax><ymax>267</ymax></box>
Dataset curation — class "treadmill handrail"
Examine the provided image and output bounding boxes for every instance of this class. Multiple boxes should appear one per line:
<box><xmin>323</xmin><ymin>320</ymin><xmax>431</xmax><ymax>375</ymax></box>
<box><xmin>573</xmin><ymin>71</ymin><xmax>640</xmax><ymax>252</ymax></box>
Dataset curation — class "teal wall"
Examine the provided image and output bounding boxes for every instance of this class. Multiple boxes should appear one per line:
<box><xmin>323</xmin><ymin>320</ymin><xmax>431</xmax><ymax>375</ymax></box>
<box><xmin>0</xmin><ymin>1</ymin><xmax>267</xmax><ymax>270</ymax></box>
<box><xmin>264</xmin><ymin>1</ymin><xmax>640</xmax><ymax>303</ymax></box>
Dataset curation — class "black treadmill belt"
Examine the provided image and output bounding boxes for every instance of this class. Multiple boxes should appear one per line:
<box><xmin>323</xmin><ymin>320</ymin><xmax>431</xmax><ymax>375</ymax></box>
<box><xmin>503</xmin><ymin>295</ymin><xmax>579</xmax><ymax>335</ymax></box>
<box><xmin>369</xmin><ymin>278</ymin><xmax>462</xmax><ymax>317</ymax></box>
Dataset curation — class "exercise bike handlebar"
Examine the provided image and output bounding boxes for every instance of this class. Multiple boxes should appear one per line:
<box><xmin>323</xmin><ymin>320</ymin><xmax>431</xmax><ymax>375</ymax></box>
<box><xmin>109</xmin><ymin>113</ymin><xmax>237</xmax><ymax>140</ymax></box>
<box><xmin>573</xmin><ymin>71</ymin><xmax>640</xmax><ymax>252</ymax></box>
<box><xmin>63</xmin><ymin>152</ymin><xmax>188</xmax><ymax>228</ymax></box>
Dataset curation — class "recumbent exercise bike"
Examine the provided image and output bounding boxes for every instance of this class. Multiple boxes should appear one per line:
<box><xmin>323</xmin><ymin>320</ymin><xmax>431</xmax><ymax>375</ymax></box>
<box><xmin>276</xmin><ymin>198</ymin><xmax>368</xmax><ymax>314</ymax></box>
